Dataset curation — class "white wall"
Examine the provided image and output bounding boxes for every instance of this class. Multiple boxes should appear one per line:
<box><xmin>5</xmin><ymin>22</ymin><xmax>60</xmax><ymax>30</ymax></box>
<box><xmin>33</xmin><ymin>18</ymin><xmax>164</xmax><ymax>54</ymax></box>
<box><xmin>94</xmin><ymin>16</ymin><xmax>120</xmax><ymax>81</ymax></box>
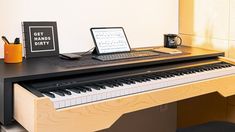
<box><xmin>0</xmin><ymin>0</ymin><xmax>178</xmax><ymax>58</ymax></box>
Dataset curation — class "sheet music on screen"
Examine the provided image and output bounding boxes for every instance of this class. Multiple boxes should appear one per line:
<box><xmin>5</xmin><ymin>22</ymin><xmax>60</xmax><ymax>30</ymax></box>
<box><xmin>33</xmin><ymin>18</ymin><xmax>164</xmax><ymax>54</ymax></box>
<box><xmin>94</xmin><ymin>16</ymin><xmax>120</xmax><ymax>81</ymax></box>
<box><xmin>92</xmin><ymin>28</ymin><xmax>131</xmax><ymax>54</ymax></box>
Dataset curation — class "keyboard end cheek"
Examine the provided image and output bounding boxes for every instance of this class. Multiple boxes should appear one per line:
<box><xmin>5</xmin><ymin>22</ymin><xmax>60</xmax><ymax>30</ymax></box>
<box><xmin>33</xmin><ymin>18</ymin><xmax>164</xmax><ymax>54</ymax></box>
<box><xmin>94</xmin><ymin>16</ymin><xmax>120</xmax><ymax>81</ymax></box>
<box><xmin>14</xmin><ymin>83</ymin><xmax>55</xmax><ymax>132</ymax></box>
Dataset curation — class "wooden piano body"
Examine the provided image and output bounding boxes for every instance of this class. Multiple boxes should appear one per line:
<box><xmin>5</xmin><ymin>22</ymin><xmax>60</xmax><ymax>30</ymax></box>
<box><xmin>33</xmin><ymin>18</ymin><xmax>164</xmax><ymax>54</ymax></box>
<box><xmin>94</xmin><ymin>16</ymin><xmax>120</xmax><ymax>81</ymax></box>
<box><xmin>2</xmin><ymin>46</ymin><xmax>235</xmax><ymax>132</ymax></box>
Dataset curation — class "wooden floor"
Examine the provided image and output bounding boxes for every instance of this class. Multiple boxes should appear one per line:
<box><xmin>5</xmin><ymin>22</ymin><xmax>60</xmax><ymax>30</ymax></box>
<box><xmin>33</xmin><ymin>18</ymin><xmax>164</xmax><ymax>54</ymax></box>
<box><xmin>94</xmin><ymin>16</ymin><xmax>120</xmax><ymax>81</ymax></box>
<box><xmin>0</xmin><ymin>121</ymin><xmax>27</xmax><ymax>132</ymax></box>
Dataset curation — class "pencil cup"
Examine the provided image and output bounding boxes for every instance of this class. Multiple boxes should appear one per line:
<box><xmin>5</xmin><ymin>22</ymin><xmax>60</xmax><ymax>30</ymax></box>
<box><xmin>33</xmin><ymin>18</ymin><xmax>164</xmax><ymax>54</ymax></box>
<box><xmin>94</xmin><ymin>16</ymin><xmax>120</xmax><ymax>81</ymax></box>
<box><xmin>4</xmin><ymin>43</ymin><xmax>23</xmax><ymax>63</ymax></box>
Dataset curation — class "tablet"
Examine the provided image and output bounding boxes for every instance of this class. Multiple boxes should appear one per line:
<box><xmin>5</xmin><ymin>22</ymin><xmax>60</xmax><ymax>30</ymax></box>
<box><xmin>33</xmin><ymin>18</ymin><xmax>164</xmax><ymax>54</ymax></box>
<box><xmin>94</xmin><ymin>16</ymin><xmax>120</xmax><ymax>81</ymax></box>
<box><xmin>90</xmin><ymin>27</ymin><xmax>131</xmax><ymax>54</ymax></box>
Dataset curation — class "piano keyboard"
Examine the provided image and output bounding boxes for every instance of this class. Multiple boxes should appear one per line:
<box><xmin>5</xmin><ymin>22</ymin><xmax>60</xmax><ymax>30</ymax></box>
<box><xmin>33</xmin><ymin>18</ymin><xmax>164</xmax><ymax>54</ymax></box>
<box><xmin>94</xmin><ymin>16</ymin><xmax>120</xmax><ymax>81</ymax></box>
<box><xmin>35</xmin><ymin>62</ymin><xmax>235</xmax><ymax>109</ymax></box>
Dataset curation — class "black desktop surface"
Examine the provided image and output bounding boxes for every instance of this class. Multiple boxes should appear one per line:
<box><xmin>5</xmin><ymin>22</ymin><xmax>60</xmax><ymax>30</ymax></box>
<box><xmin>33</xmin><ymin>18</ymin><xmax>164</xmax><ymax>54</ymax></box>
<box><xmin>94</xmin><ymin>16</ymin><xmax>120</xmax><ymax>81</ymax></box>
<box><xmin>0</xmin><ymin>46</ymin><xmax>224</xmax><ymax>80</ymax></box>
<box><xmin>0</xmin><ymin>46</ymin><xmax>224</xmax><ymax>124</ymax></box>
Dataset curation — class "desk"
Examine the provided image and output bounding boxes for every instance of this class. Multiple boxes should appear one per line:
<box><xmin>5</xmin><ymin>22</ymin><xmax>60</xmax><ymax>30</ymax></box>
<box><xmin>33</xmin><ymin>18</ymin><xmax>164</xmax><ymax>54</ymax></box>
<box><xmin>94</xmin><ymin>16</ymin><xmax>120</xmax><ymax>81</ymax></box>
<box><xmin>2</xmin><ymin>46</ymin><xmax>235</xmax><ymax>132</ymax></box>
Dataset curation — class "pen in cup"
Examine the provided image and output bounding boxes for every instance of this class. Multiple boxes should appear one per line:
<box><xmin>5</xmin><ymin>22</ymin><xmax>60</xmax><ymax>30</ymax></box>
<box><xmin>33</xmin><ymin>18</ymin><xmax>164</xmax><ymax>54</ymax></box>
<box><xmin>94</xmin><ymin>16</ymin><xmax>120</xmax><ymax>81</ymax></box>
<box><xmin>1</xmin><ymin>36</ymin><xmax>10</xmax><ymax>44</ymax></box>
<box><xmin>14</xmin><ymin>38</ymin><xmax>20</xmax><ymax>44</ymax></box>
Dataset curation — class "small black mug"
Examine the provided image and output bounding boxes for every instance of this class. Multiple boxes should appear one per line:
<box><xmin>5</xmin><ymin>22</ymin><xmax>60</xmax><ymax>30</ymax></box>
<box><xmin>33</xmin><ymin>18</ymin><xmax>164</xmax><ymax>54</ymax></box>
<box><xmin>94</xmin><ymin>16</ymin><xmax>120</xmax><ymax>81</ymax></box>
<box><xmin>164</xmin><ymin>34</ymin><xmax>182</xmax><ymax>48</ymax></box>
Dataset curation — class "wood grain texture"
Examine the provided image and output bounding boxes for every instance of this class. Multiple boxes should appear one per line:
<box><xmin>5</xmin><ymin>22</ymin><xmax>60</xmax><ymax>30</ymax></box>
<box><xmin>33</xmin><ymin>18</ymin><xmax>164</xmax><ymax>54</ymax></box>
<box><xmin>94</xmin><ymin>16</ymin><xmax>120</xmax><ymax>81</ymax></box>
<box><xmin>13</xmin><ymin>57</ymin><xmax>235</xmax><ymax>132</ymax></box>
<box><xmin>14</xmin><ymin>83</ymin><xmax>37</xmax><ymax>132</ymax></box>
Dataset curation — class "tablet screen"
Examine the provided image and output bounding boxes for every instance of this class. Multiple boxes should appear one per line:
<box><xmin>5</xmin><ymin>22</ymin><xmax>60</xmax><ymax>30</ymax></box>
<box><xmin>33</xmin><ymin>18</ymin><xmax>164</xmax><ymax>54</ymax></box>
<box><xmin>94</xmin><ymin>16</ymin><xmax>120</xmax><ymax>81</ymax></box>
<box><xmin>91</xmin><ymin>27</ymin><xmax>131</xmax><ymax>54</ymax></box>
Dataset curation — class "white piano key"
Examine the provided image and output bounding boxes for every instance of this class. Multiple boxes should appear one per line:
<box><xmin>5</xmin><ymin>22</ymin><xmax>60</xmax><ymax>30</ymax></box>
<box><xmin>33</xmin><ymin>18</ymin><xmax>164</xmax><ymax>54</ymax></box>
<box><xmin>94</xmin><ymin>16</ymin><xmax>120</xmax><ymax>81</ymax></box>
<box><xmin>107</xmin><ymin>92</ymin><xmax>112</xmax><ymax>99</ymax></box>
<box><xmin>71</xmin><ymin>98</ymin><xmax>76</xmax><ymax>106</ymax></box>
<box><xmin>100</xmin><ymin>93</ymin><xmax>106</xmax><ymax>100</ymax></box>
<box><xmin>87</xmin><ymin>95</ymin><xmax>92</xmax><ymax>103</ymax></box>
<box><xmin>76</xmin><ymin>97</ymin><xmax>82</xmax><ymax>105</ymax></box>
<box><xmin>43</xmin><ymin>93</ymin><xmax>61</xmax><ymax>109</ymax></box>
<box><xmin>98</xmin><ymin>93</ymin><xmax>103</xmax><ymax>100</ymax></box>
<box><xmin>54</xmin><ymin>101</ymin><xmax>60</xmax><ymax>109</ymax></box>
<box><xmin>65</xmin><ymin>99</ymin><xmax>71</xmax><ymax>107</ymax></box>
<box><xmin>60</xmin><ymin>101</ymin><xmax>65</xmax><ymax>108</ymax></box>
<box><xmin>120</xmin><ymin>89</ymin><xmax>125</xmax><ymax>96</ymax></box>
<box><xmin>81</xmin><ymin>96</ymin><xmax>87</xmax><ymax>104</ymax></box>
<box><xmin>50</xmin><ymin>92</ymin><xmax>65</xmax><ymax>109</ymax></box>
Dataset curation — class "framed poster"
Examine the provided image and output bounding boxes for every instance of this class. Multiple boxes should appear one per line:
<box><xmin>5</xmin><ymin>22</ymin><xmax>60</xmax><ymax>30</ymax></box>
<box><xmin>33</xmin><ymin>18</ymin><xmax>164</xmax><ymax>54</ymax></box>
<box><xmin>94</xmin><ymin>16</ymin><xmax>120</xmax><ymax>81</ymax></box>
<box><xmin>22</xmin><ymin>21</ymin><xmax>59</xmax><ymax>58</ymax></box>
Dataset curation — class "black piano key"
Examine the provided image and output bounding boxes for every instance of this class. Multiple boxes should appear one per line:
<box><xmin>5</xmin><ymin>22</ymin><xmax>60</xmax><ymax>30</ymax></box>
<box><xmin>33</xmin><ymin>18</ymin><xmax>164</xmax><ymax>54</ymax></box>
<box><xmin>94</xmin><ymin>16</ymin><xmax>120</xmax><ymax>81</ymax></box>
<box><xmin>180</xmin><ymin>70</ymin><xmax>188</xmax><ymax>74</ymax></box>
<box><xmin>68</xmin><ymin>88</ymin><xmax>81</xmax><ymax>94</ymax></box>
<box><xmin>105</xmin><ymin>82</ymin><xmax>116</xmax><ymax>87</ymax></box>
<box><xmin>130</xmin><ymin>78</ymin><xmax>143</xmax><ymax>83</ymax></box>
<box><xmin>53</xmin><ymin>90</ymin><xmax>65</xmax><ymax>96</ymax></box>
<box><xmin>113</xmin><ymin>80</ymin><xmax>124</xmax><ymax>86</ymax></box>
<box><xmin>206</xmin><ymin>67</ymin><xmax>213</xmax><ymax>70</ymax></box>
<box><xmin>214</xmin><ymin>66</ymin><xmax>221</xmax><ymax>69</ymax></box>
<box><xmin>170</xmin><ymin>71</ymin><xmax>182</xmax><ymax>76</ymax></box>
<box><xmin>158</xmin><ymin>74</ymin><xmax>168</xmax><ymax>78</ymax></box>
<box><xmin>124</xmin><ymin>78</ymin><xmax>136</xmax><ymax>84</ymax></box>
<box><xmin>93</xmin><ymin>84</ymin><xmax>106</xmax><ymax>89</ymax></box>
<box><xmin>223</xmin><ymin>65</ymin><xmax>230</xmax><ymax>68</ymax></box>
<box><xmin>76</xmin><ymin>87</ymin><xmax>87</xmax><ymax>92</ymax></box>
<box><xmin>155</xmin><ymin>76</ymin><xmax>162</xmax><ymax>79</ymax></box>
<box><xmin>142</xmin><ymin>78</ymin><xmax>151</xmax><ymax>81</ymax></box>
<box><xmin>81</xmin><ymin>86</ymin><xmax>92</xmax><ymax>92</ymax></box>
<box><xmin>144</xmin><ymin>76</ymin><xmax>156</xmax><ymax>80</ymax></box>
<box><xmin>117</xmin><ymin>79</ymin><xmax>131</xmax><ymax>85</ymax></box>
<box><xmin>108</xmin><ymin>81</ymin><xmax>120</xmax><ymax>87</ymax></box>
<box><xmin>184</xmin><ymin>70</ymin><xmax>193</xmax><ymax>74</ymax></box>
<box><xmin>144</xmin><ymin>74</ymin><xmax>152</xmax><ymax>77</ymax></box>
<box><xmin>109</xmin><ymin>80</ymin><xmax>123</xmax><ymax>86</ymax></box>
<box><xmin>141</xmin><ymin>75</ymin><xmax>152</xmax><ymax>81</ymax></box>
<box><xmin>198</xmin><ymin>69</ymin><xmax>204</xmax><ymax>72</ymax></box>
<box><xmin>137</xmin><ymin>77</ymin><xmax>147</xmax><ymax>82</ymax></box>
<box><xmin>100</xmin><ymin>82</ymin><xmax>114</xmax><ymax>88</ymax></box>
<box><xmin>146</xmin><ymin>74</ymin><xmax>160</xmax><ymax>79</ymax></box>
<box><xmin>193</xmin><ymin>69</ymin><xmax>200</xmax><ymax>72</ymax></box>
<box><xmin>87</xmin><ymin>85</ymin><xmax>101</xmax><ymax>90</ymax></box>
<box><xmin>165</xmin><ymin>74</ymin><xmax>174</xmax><ymax>77</ymax></box>
<box><xmin>139</xmin><ymin>76</ymin><xmax>151</xmax><ymax>81</ymax></box>
<box><xmin>137</xmin><ymin>78</ymin><xmax>146</xmax><ymax>82</ymax></box>
<box><xmin>157</xmin><ymin>72</ymin><xmax>171</xmax><ymax>78</ymax></box>
<box><xmin>121</xmin><ymin>78</ymin><xmax>136</xmax><ymax>85</ymax></box>
<box><xmin>42</xmin><ymin>92</ymin><xmax>55</xmax><ymax>98</ymax></box>
<box><xmin>62</xmin><ymin>89</ymin><xmax>72</xmax><ymax>95</ymax></box>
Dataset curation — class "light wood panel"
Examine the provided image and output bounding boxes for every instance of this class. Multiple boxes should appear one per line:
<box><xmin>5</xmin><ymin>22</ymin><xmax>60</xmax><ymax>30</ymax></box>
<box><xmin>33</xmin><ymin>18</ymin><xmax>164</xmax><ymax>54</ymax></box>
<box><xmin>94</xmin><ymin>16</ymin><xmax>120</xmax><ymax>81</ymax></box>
<box><xmin>13</xmin><ymin>57</ymin><xmax>235</xmax><ymax>132</ymax></box>
<box><xmin>179</xmin><ymin>0</ymin><xmax>194</xmax><ymax>35</ymax></box>
<box><xmin>179</xmin><ymin>0</ymin><xmax>235</xmax><ymax>61</ymax></box>
<box><xmin>229</xmin><ymin>41</ymin><xmax>235</xmax><ymax>59</ymax></box>
<box><xmin>14</xmin><ymin>83</ymin><xmax>37</xmax><ymax>132</ymax></box>
<box><xmin>179</xmin><ymin>0</ymin><xmax>229</xmax><ymax>39</ymax></box>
